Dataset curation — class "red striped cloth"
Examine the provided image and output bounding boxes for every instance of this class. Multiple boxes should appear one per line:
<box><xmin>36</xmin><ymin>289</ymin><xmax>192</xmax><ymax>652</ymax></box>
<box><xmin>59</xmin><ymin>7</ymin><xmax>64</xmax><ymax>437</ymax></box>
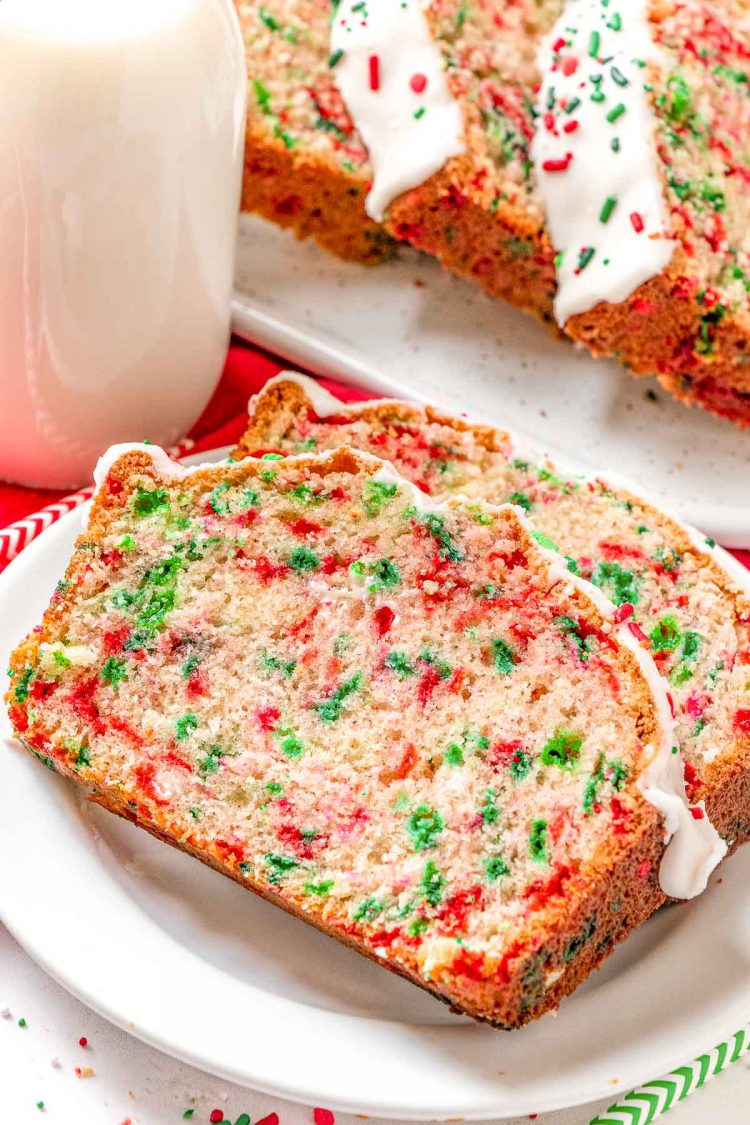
<box><xmin>1</xmin><ymin>340</ymin><xmax>748</xmax><ymax>574</ymax></box>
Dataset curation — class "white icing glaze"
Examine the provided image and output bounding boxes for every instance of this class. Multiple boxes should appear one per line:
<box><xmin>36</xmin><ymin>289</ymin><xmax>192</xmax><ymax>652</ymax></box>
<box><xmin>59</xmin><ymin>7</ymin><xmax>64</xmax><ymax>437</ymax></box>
<box><xmin>250</xmin><ymin>371</ymin><xmax>410</xmax><ymax>420</ymax></box>
<box><xmin>330</xmin><ymin>0</ymin><xmax>464</xmax><ymax>221</ymax></box>
<box><xmin>93</xmin><ymin>443</ymin><xmax>188</xmax><ymax>488</ymax></box>
<box><xmin>531</xmin><ymin>0</ymin><xmax>677</xmax><ymax>324</ymax></box>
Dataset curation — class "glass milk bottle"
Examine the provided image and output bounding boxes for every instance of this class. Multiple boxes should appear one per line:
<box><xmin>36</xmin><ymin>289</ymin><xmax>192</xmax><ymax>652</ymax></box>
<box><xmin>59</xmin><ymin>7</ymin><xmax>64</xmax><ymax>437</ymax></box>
<box><xmin>0</xmin><ymin>0</ymin><xmax>247</xmax><ymax>488</ymax></box>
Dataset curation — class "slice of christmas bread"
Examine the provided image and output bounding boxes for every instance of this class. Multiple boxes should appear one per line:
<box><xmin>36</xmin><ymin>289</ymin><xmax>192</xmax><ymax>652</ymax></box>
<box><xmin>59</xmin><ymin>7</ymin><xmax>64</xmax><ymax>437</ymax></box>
<box><xmin>5</xmin><ymin>444</ymin><xmax>721</xmax><ymax>1027</ymax></box>
<box><xmin>235</xmin><ymin>373</ymin><xmax>750</xmax><ymax>852</ymax></box>
<box><xmin>237</xmin><ymin>0</ymin><xmax>750</xmax><ymax>425</ymax></box>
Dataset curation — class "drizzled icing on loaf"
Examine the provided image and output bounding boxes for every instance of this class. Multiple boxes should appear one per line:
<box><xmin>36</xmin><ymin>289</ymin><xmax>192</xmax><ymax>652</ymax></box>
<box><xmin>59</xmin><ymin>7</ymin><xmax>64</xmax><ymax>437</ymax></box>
<box><xmin>330</xmin><ymin>0</ymin><xmax>464</xmax><ymax>221</ymax></box>
<box><xmin>531</xmin><ymin>0</ymin><xmax>676</xmax><ymax>324</ymax></box>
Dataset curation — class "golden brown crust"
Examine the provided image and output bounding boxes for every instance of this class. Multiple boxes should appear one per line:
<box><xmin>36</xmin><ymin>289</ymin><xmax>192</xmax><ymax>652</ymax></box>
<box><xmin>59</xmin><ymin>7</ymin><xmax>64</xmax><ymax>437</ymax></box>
<box><xmin>242</xmin><ymin>121</ymin><xmax>393</xmax><ymax>264</ymax></box>
<box><xmin>10</xmin><ymin>737</ymin><xmax>665</xmax><ymax>1028</ymax></box>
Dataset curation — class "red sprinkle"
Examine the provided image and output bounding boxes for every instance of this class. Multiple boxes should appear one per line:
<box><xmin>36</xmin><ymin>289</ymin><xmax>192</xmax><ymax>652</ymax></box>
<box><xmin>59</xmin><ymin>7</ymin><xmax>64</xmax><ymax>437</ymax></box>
<box><xmin>630</xmin><ymin>211</ymin><xmax>645</xmax><ymax>233</ymax></box>
<box><xmin>562</xmin><ymin>119</ymin><xmax>579</xmax><ymax>133</ymax></box>
<box><xmin>561</xmin><ymin>55</ymin><xmax>578</xmax><ymax>76</ymax></box>
<box><xmin>410</xmin><ymin>73</ymin><xmax>427</xmax><ymax>94</ymax></box>
<box><xmin>256</xmin><ymin>1116</ymin><xmax>280</xmax><ymax>1125</ymax></box>
<box><xmin>666</xmin><ymin>692</ymin><xmax>676</xmax><ymax>719</ymax></box>
<box><xmin>636</xmin><ymin>860</ymin><xmax>651</xmax><ymax>878</ymax></box>
<box><xmin>690</xmin><ymin>806</ymin><xmax>705</xmax><ymax>820</ymax></box>
<box><xmin>78</xmin><ymin>1037</ymin><xmax>88</xmax><ymax>1048</ymax></box>
<box><xmin>369</xmin><ymin>54</ymin><xmax>380</xmax><ymax>91</ymax></box>
<box><xmin>314</xmin><ymin>1110</ymin><xmax>336</xmax><ymax>1125</ymax></box>
<box><xmin>628</xmin><ymin>621</ymin><xmax>649</xmax><ymax>645</ymax></box>
<box><xmin>613</xmin><ymin>603</ymin><xmax>634</xmax><ymax>624</ymax></box>
<box><xmin>374</xmin><ymin>604</ymin><xmax>395</xmax><ymax>636</ymax></box>
<box><xmin>209</xmin><ymin>1112</ymin><xmax>224</xmax><ymax>1125</ymax></box>
<box><xmin>542</xmin><ymin>154</ymin><xmax>572</xmax><ymax>172</ymax></box>
<box><xmin>552</xmin><ymin>36</ymin><xmax>566</xmax><ymax>52</ymax></box>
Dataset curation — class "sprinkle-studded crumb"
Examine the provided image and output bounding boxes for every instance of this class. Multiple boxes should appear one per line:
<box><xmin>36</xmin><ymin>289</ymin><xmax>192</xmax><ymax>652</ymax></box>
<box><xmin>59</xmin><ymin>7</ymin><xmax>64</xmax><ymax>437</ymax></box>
<box><xmin>236</xmin><ymin>376</ymin><xmax>750</xmax><ymax>851</ymax></box>
<box><xmin>6</xmin><ymin>446</ymin><xmax>670</xmax><ymax>1028</ymax></box>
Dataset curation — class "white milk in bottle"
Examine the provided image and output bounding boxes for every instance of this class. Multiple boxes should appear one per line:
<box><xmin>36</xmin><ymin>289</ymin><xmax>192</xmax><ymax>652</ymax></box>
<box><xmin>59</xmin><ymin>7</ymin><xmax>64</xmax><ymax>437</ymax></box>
<box><xmin>0</xmin><ymin>0</ymin><xmax>247</xmax><ymax>487</ymax></box>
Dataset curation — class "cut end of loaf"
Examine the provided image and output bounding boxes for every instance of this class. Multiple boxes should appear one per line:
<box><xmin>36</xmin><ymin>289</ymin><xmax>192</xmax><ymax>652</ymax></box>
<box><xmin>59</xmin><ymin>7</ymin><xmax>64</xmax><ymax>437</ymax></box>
<box><xmin>7</xmin><ymin>443</ymin><xmax>673</xmax><ymax>1026</ymax></box>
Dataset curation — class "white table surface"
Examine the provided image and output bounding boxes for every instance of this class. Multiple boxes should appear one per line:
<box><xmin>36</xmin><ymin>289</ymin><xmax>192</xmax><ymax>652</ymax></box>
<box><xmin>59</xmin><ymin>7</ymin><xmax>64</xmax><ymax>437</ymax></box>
<box><xmin>3</xmin><ymin>923</ymin><xmax>749</xmax><ymax>1125</ymax></box>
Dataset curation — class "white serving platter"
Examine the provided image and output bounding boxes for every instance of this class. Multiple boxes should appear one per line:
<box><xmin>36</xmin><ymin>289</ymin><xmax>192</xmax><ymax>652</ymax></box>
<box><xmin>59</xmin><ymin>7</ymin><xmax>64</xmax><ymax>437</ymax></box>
<box><xmin>232</xmin><ymin>215</ymin><xmax>750</xmax><ymax>547</ymax></box>
<box><xmin>1</xmin><ymin>447</ymin><xmax>750</xmax><ymax>1121</ymax></box>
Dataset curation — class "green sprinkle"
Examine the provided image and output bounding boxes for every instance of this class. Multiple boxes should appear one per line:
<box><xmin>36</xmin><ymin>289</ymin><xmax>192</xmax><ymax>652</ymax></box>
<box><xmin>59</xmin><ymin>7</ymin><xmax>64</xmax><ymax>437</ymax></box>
<box><xmin>649</xmin><ymin>613</ymin><xmax>682</xmax><ymax>653</ymax></box>
<box><xmin>507</xmin><ymin>491</ymin><xmax>532</xmax><ymax>512</ymax></box>
<box><xmin>529</xmin><ymin>819</ymin><xmax>549</xmax><ymax>863</ymax></box>
<box><xmin>414</xmin><ymin>107</ymin><xmax>426</xmax><ymax>120</ymax></box>
<box><xmin>599</xmin><ymin>195</ymin><xmax>617</xmax><ymax>223</ymax></box>
<box><xmin>75</xmin><ymin>745</ymin><xmax>91</xmax><ymax>770</ymax></box>
<box><xmin>485</xmin><ymin>854</ymin><xmax>510</xmax><ymax>881</ymax></box>
<box><xmin>288</xmin><ymin>546</ymin><xmax>320</xmax><ymax>572</ymax></box>
<box><xmin>18</xmin><ymin>1018</ymin><xmax>27</xmax><ymax>1028</ymax></box>
<box><xmin>421</xmin><ymin>859</ymin><xmax>445</xmax><ymax>906</ymax></box>
<box><xmin>198</xmin><ymin>745</ymin><xmax>223</xmax><ymax>777</ymax></box>
<box><xmin>118</xmin><ymin>534</ymin><xmax>136</xmax><ymax>552</ymax></box>
<box><xmin>419</xmin><ymin>512</ymin><xmax>464</xmax><ymax>562</ymax></box>
<box><xmin>328</xmin><ymin>47</ymin><xmax>344</xmax><ymax>68</ymax></box>
<box><xmin>183</xmin><ymin>1112</ymin><xmax>195</xmax><ymax>1121</ymax></box>
<box><xmin>577</xmin><ymin>247</ymin><xmax>595</xmax><ymax>270</ymax></box>
<box><xmin>363</xmin><ymin>478</ymin><xmax>398</xmax><ymax>515</ymax></box>
<box><xmin>606</xmin><ymin>103</ymin><xmax>626</xmax><ymax>123</ymax></box>
<box><xmin>611</xmin><ymin>137</ymin><xmax>621</xmax><ymax>152</ymax></box>
<box><xmin>541</xmin><ymin>729</ymin><xmax>583</xmax><ymax>770</ymax></box>
<box><xmin>261</xmin><ymin>452</ymin><xmax>284</xmax><ymax>461</ymax></box>
<box><xmin>610</xmin><ymin>65</ymin><xmax>628</xmax><ymax>86</ymax></box>
<box><xmin>264</xmin><ymin>852</ymin><xmax>298</xmax><ymax>885</ymax></box>
<box><xmin>492</xmin><ymin>638</ymin><xmax>516</xmax><ymax>675</ymax></box>
<box><xmin>367</xmin><ymin>558</ymin><xmax>401</xmax><ymax>590</ymax></box>
<box><xmin>314</xmin><ymin>671</ymin><xmax>363</xmax><ymax>722</ymax></box>
<box><xmin>444</xmin><ymin>742</ymin><xmax>464</xmax><ymax>767</ymax></box>
<box><xmin>591</xmin><ymin>89</ymin><xmax>606</xmax><ymax>103</ymax></box>
<box><xmin>289</xmin><ymin>482</ymin><xmax>322</xmax><ymax>505</ymax></box>
<box><xmin>407</xmin><ymin>805</ymin><xmax>444</xmax><ymax>850</ymax></box>
<box><xmin>354</xmin><ymin>897</ymin><xmax>384</xmax><ymax>922</ymax></box>
<box><xmin>607</xmin><ymin>12</ymin><xmax>622</xmax><ymax>31</ymax></box>
<box><xmin>667</xmin><ymin>73</ymin><xmax>692</xmax><ymax>121</ymax></box>
<box><xmin>588</xmin><ymin>30</ymin><xmax>600</xmax><ymax>58</ymax></box>
<box><xmin>510</xmin><ymin>749</ymin><xmax>532</xmax><ymax>781</ymax></box>
<box><xmin>279</xmin><ymin>730</ymin><xmax>304</xmax><ymax>759</ymax></box>
<box><xmin>305</xmin><ymin>880</ymin><xmax>334</xmax><ymax>896</ymax></box>
<box><xmin>385</xmin><ymin>651</ymin><xmax>416</xmax><ymax>679</ymax></box>
<box><xmin>591</xmin><ymin>560</ymin><xmax>639</xmax><ymax>606</ymax></box>
<box><xmin>531</xmin><ymin>529</ymin><xmax>559</xmax><ymax>551</ymax></box>
<box><xmin>258</xmin><ymin>6</ymin><xmax>280</xmax><ymax>29</ymax></box>
<box><xmin>101</xmin><ymin>656</ymin><xmax>127</xmax><ymax>686</ymax></box>
<box><xmin>132</xmin><ymin>486</ymin><xmax>170</xmax><ymax>517</ymax></box>
<box><xmin>565</xmin><ymin>96</ymin><xmax>581</xmax><ymax>115</ymax></box>
<box><xmin>12</xmin><ymin>666</ymin><xmax>34</xmax><ymax>703</ymax></box>
<box><xmin>480</xmin><ymin>787</ymin><xmax>500</xmax><ymax>825</ymax></box>
<box><xmin>176</xmin><ymin>715</ymin><xmax>197</xmax><ymax>742</ymax></box>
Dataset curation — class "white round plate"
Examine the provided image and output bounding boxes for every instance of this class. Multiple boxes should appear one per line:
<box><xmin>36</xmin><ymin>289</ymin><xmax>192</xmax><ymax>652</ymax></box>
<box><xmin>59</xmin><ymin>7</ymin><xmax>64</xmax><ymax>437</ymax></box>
<box><xmin>233</xmin><ymin>214</ymin><xmax>750</xmax><ymax>547</ymax></box>
<box><xmin>1</xmin><ymin>449</ymin><xmax>750</xmax><ymax>1121</ymax></box>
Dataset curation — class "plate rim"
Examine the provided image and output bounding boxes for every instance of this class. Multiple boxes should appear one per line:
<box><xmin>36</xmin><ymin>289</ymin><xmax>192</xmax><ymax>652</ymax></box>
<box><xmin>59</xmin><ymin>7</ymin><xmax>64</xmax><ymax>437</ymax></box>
<box><xmin>1</xmin><ymin>450</ymin><xmax>750</xmax><ymax>1121</ymax></box>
